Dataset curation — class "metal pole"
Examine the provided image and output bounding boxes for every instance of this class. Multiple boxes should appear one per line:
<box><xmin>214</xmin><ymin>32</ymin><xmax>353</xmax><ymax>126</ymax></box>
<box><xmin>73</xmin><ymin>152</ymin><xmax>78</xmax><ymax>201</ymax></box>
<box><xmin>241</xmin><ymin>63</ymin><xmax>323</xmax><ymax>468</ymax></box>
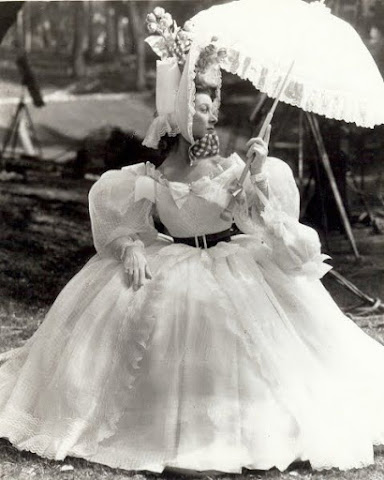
<box><xmin>306</xmin><ymin>113</ymin><xmax>360</xmax><ymax>259</ymax></box>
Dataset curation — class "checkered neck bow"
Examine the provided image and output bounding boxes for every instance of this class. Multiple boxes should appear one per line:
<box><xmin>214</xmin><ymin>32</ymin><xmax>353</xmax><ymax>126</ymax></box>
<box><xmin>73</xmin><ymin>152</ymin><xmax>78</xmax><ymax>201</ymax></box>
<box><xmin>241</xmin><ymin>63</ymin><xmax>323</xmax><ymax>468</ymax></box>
<box><xmin>189</xmin><ymin>132</ymin><xmax>220</xmax><ymax>164</ymax></box>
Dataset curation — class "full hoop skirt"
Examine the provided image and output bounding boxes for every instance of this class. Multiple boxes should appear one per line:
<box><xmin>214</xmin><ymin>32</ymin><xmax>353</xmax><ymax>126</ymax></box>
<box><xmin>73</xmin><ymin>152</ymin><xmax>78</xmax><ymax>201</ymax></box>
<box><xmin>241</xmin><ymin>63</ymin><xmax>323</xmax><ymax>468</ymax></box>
<box><xmin>1</xmin><ymin>234</ymin><xmax>384</xmax><ymax>472</ymax></box>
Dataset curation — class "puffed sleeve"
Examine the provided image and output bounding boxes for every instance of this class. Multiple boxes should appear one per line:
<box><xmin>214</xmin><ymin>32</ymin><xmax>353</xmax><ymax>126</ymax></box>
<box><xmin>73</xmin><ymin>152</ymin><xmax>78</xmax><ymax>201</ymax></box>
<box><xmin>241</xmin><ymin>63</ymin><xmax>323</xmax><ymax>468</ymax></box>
<box><xmin>88</xmin><ymin>163</ymin><xmax>158</xmax><ymax>256</ymax></box>
<box><xmin>231</xmin><ymin>154</ymin><xmax>331</xmax><ymax>280</ymax></box>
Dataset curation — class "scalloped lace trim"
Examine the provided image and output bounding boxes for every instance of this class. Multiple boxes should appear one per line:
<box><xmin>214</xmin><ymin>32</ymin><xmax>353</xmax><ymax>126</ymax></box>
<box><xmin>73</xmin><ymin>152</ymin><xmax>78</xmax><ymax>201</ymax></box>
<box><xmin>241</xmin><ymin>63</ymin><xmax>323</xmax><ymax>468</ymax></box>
<box><xmin>220</xmin><ymin>47</ymin><xmax>380</xmax><ymax>128</ymax></box>
<box><xmin>144</xmin><ymin>153</ymin><xmax>236</xmax><ymax>188</ymax></box>
<box><xmin>142</xmin><ymin>114</ymin><xmax>180</xmax><ymax>150</ymax></box>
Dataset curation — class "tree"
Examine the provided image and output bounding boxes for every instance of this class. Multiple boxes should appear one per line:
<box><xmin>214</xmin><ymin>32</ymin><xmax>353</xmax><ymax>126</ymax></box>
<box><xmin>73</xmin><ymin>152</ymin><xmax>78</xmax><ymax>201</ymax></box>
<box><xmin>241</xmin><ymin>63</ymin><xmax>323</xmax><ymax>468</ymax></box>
<box><xmin>106</xmin><ymin>4</ymin><xmax>118</xmax><ymax>58</ymax></box>
<box><xmin>0</xmin><ymin>2</ymin><xmax>24</xmax><ymax>45</ymax></box>
<box><xmin>72</xmin><ymin>1</ymin><xmax>87</xmax><ymax>78</ymax></box>
<box><xmin>87</xmin><ymin>1</ymin><xmax>97</xmax><ymax>60</ymax></box>
<box><xmin>126</xmin><ymin>1</ymin><xmax>153</xmax><ymax>91</ymax></box>
<box><xmin>23</xmin><ymin>2</ymin><xmax>32</xmax><ymax>52</ymax></box>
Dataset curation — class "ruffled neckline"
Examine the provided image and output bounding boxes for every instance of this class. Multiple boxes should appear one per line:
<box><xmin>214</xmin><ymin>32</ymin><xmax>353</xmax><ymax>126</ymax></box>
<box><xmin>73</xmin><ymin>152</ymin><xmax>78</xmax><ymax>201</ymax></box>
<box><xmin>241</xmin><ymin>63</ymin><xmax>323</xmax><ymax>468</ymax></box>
<box><xmin>145</xmin><ymin>154</ymin><xmax>241</xmax><ymax>189</ymax></box>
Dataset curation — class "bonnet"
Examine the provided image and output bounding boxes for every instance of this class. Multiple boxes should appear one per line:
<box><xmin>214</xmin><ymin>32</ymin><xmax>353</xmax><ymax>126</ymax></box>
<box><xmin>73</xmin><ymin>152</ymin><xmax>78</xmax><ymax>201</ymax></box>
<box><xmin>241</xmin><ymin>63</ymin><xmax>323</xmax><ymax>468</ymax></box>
<box><xmin>142</xmin><ymin>7</ymin><xmax>225</xmax><ymax>156</ymax></box>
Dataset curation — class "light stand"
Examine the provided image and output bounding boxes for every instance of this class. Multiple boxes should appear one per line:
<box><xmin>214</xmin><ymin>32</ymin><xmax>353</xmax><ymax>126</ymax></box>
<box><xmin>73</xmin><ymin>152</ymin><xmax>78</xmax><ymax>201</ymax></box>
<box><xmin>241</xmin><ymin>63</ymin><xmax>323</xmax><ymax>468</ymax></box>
<box><xmin>0</xmin><ymin>53</ymin><xmax>44</xmax><ymax>169</ymax></box>
<box><xmin>0</xmin><ymin>88</ymin><xmax>43</xmax><ymax>169</ymax></box>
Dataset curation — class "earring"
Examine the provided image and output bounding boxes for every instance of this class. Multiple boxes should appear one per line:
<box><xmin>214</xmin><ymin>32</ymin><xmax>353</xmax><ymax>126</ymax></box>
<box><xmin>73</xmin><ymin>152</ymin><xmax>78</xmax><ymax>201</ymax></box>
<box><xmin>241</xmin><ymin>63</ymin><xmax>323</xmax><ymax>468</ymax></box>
<box><xmin>189</xmin><ymin>147</ymin><xmax>195</xmax><ymax>167</ymax></box>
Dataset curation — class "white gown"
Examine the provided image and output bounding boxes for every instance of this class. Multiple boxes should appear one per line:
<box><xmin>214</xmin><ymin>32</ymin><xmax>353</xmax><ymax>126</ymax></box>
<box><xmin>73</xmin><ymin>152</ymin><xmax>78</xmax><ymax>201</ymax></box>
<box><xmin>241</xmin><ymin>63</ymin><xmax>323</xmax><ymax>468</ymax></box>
<box><xmin>1</xmin><ymin>154</ymin><xmax>384</xmax><ymax>473</ymax></box>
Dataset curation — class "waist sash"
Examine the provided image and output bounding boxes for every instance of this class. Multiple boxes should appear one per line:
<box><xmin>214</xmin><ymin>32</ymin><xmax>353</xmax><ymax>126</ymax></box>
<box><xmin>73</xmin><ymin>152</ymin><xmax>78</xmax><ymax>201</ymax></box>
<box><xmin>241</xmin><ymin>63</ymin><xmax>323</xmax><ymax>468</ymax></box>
<box><xmin>172</xmin><ymin>229</ymin><xmax>232</xmax><ymax>249</ymax></box>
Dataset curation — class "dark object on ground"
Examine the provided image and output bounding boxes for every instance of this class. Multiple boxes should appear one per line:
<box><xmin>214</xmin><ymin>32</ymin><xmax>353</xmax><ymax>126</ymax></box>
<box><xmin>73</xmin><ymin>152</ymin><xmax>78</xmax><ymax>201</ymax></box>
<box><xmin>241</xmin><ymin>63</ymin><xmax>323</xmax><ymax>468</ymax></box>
<box><xmin>0</xmin><ymin>2</ymin><xmax>23</xmax><ymax>45</ymax></box>
<box><xmin>305</xmin><ymin>119</ymin><xmax>350</xmax><ymax>232</ymax></box>
<box><xmin>69</xmin><ymin>126</ymin><xmax>164</xmax><ymax>178</ymax></box>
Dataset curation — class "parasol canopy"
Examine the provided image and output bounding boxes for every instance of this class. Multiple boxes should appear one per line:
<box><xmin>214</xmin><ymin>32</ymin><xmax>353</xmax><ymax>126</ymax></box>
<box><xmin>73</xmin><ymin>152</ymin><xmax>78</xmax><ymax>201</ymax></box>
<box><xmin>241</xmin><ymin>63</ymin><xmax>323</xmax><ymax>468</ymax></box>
<box><xmin>190</xmin><ymin>0</ymin><xmax>384</xmax><ymax>129</ymax></box>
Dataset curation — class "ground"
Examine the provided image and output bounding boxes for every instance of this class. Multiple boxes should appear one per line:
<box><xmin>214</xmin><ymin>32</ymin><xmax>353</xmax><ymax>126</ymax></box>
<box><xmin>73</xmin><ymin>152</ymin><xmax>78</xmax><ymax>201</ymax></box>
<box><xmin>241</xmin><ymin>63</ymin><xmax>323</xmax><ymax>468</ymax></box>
<box><xmin>0</xmin><ymin>49</ymin><xmax>384</xmax><ymax>480</ymax></box>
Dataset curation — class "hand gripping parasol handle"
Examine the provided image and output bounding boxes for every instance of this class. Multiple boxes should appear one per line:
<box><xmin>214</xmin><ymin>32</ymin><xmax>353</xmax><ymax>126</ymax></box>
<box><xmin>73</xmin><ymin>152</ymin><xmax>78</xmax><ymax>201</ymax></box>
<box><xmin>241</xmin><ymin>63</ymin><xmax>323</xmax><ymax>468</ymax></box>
<box><xmin>220</xmin><ymin>60</ymin><xmax>295</xmax><ymax>222</ymax></box>
<box><xmin>220</xmin><ymin>115</ymin><xmax>272</xmax><ymax>221</ymax></box>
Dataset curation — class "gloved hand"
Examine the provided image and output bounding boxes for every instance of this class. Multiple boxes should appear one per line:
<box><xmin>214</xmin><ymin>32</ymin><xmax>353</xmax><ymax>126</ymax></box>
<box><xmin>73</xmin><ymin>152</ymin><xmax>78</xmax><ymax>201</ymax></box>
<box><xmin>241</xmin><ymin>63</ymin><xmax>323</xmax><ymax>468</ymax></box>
<box><xmin>120</xmin><ymin>239</ymin><xmax>152</xmax><ymax>290</ymax></box>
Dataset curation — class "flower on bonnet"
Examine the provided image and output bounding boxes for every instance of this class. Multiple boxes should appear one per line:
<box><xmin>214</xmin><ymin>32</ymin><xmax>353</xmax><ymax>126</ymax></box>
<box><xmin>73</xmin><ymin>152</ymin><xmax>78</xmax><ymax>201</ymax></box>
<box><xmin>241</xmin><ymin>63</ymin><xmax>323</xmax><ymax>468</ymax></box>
<box><xmin>145</xmin><ymin>7</ymin><xmax>193</xmax><ymax>66</ymax></box>
<box><xmin>147</xmin><ymin>22</ymin><xmax>158</xmax><ymax>34</ymax></box>
<box><xmin>160</xmin><ymin>13</ymin><xmax>173</xmax><ymax>29</ymax></box>
<box><xmin>146</xmin><ymin>13</ymin><xmax>156</xmax><ymax>23</ymax></box>
<box><xmin>153</xmin><ymin>7</ymin><xmax>165</xmax><ymax>18</ymax></box>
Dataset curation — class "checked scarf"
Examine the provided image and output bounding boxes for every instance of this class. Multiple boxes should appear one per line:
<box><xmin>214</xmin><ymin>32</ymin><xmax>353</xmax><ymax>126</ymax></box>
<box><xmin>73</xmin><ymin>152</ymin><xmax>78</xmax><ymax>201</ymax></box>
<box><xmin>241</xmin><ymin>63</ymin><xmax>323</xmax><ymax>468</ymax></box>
<box><xmin>189</xmin><ymin>132</ymin><xmax>220</xmax><ymax>165</ymax></box>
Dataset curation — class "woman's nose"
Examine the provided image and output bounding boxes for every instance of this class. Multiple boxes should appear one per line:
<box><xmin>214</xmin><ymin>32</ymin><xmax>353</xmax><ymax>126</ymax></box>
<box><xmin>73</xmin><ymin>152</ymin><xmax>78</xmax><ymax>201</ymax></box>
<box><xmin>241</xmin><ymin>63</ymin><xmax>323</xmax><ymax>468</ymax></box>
<box><xmin>210</xmin><ymin>112</ymin><xmax>218</xmax><ymax>124</ymax></box>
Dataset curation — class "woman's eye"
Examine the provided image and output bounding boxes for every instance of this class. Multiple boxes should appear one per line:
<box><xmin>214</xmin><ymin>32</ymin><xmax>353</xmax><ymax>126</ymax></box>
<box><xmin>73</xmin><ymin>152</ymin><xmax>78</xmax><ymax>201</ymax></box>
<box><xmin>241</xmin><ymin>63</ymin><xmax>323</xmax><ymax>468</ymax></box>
<box><xmin>200</xmin><ymin>106</ymin><xmax>208</xmax><ymax>113</ymax></box>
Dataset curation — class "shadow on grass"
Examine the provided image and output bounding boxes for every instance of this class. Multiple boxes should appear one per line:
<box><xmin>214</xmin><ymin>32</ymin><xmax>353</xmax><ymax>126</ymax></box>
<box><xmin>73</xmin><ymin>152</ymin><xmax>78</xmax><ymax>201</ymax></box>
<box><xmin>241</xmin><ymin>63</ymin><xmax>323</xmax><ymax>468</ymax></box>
<box><xmin>0</xmin><ymin>176</ymin><xmax>95</xmax><ymax>310</ymax></box>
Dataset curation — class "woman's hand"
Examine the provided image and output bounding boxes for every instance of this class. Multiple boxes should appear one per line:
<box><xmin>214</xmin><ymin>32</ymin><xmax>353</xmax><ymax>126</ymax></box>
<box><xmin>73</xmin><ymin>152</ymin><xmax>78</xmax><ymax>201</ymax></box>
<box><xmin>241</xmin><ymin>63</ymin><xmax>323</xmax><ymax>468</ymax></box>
<box><xmin>246</xmin><ymin>124</ymin><xmax>271</xmax><ymax>175</ymax></box>
<box><xmin>121</xmin><ymin>241</ymin><xmax>152</xmax><ymax>291</ymax></box>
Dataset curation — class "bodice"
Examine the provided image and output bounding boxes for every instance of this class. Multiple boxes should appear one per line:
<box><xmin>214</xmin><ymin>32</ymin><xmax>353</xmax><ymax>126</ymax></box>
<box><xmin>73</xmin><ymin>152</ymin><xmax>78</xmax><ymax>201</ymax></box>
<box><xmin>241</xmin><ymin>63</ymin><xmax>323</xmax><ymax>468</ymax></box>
<box><xmin>154</xmin><ymin>173</ymin><xmax>234</xmax><ymax>238</ymax></box>
<box><xmin>134</xmin><ymin>158</ymin><xmax>243</xmax><ymax>238</ymax></box>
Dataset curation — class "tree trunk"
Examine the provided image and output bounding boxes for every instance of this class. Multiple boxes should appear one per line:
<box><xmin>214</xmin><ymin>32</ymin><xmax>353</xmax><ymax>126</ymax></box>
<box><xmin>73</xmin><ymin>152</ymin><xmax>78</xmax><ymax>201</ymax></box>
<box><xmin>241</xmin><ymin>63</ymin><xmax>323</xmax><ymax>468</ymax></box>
<box><xmin>106</xmin><ymin>5</ymin><xmax>117</xmax><ymax>58</ymax></box>
<box><xmin>16</xmin><ymin>7</ymin><xmax>24</xmax><ymax>49</ymax></box>
<box><xmin>118</xmin><ymin>17</ymin><xmax>127</xmax><ymax>54</ymax></box>
<box><xmin>136</xmin><ymin>34</ymin><xmax>146</xmax><ymax>91</ymax></box>
<box><xmin>42</xmin><ymin>20</ymin><xmax>55</xmax><ymax>50</ymax></box>
<box><xmin>0</xmin><ymin>2</ymin><xmax>23</xmax><ymax>46</ymax></box>
<box><xmin>87</xmin><ymin>0</ymin><xmax>96</xmax><ymax>60</ymax></box>
<box><xmin>114</xmin><ymin>8</ymin><xmax>121</xmax><ymax>55</ymax></box>
<box><xmin>72</xmin><ymin>1</ymin><xmax>87</xmax><ymax>78</ymax></box>
<box><xmin>127</xmin><ymin>1</ymin><xmax>152</xmax><ymax>91</ymax></box>
<box><xmin>23</xmin><ymin>2</ymin><xmax>32</xmax><ymax>52</ymax></box>
<box><xmin>127</xmin><ymin>14</ymin><xmax>136</xmax><ymax>55</ymax></box>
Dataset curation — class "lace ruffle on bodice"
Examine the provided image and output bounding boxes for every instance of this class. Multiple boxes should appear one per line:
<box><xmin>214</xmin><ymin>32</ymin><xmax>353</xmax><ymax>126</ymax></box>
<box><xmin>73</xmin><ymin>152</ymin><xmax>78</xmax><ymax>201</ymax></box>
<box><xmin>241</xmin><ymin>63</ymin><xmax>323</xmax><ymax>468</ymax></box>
<box><xmin>142</xmin><ymin>160</ymin><xmax>237</xmax><ymax>237</ymax></box>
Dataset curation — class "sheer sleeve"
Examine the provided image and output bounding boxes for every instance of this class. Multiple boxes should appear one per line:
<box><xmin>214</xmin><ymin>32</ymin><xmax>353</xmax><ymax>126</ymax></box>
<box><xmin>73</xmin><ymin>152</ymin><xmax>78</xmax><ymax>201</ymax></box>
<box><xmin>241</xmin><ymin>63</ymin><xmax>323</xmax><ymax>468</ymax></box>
<box><xmin>88</xmin><ymin>163</ymin><xmax>158</xmax><ymax>257</ymax></box>
<box><xmin>230</xmin><ymin>154</ymin><xmax>331</xmax><ymax>280</ymax></box>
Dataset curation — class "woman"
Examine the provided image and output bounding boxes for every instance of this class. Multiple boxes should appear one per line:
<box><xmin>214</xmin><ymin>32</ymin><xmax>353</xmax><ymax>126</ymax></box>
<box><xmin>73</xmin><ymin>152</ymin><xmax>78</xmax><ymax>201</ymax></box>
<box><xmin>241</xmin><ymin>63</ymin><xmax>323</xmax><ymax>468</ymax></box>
<box><xmin>1</xmin><ymin>18</ymin><xmax>384</xmax><ymax>475</ymax></box>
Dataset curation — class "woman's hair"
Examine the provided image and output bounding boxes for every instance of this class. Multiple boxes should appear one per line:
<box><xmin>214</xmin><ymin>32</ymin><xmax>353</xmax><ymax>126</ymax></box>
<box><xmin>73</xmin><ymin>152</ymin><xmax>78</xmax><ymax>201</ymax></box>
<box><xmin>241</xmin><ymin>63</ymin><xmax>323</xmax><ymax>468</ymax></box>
<box><xmin>195</xmin><ymin>84</ymin><xmax>217</xmax><ymax>101</ymax></box>
<box><xmin>158</xmin><ymin>133</ymin><xmax>179</xmax><ymax>158</ymax></box>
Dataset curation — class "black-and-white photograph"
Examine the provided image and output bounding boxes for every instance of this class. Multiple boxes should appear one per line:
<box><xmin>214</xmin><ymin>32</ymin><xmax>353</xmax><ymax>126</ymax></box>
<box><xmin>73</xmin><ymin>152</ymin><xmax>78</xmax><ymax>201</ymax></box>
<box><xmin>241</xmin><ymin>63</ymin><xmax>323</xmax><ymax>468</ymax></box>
<box><xmin>0</xmin><ymin>0</ymin><xmax>384</xmax><ymax>479</ymax></box>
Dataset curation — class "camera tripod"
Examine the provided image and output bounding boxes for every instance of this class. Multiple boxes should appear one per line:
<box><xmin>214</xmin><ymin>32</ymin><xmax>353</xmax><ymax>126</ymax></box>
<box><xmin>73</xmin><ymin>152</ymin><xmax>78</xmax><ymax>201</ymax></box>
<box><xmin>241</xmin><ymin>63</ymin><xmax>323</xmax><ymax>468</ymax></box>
<box><xmin>0</xmin><ymin>88</ymin><xmax>43</xmax><ymax>169</ymax></box>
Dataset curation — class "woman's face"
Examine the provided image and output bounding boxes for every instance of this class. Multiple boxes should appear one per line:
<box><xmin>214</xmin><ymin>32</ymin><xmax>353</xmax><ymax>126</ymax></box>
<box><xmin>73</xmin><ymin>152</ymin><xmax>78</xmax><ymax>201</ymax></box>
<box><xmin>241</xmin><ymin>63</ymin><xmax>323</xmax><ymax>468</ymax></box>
<box><xmin>192</xmin><ymin>93</ymin><xmax>218</xmax><ymax>140</ymax></box>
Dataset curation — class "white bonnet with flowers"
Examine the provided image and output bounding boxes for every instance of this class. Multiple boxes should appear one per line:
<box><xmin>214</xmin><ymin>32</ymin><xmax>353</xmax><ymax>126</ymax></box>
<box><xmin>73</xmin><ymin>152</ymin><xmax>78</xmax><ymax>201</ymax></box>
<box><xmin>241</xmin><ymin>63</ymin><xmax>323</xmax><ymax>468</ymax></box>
<box><xmin>142</xmin><ymin>7</ymin><xmax>227</xmax><ymax>162</ymax></box>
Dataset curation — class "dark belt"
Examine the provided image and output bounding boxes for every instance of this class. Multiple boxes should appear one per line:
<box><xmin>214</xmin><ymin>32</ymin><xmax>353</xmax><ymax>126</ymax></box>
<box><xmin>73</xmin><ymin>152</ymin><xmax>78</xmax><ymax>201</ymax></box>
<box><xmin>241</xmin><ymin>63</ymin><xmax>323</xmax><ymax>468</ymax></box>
<box><xmin>172</xmin><ymin>229</ymin><xmax>232</xmax><ymax>249</ymax></box>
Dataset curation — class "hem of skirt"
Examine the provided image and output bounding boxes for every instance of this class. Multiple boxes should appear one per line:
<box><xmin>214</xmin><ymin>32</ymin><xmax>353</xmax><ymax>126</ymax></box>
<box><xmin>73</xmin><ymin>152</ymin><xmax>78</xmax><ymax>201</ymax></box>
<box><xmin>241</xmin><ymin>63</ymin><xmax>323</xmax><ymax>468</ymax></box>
<box><xmin>0</xmin><ymin>427</ymin><xmax>380</xmax><ymax>474</ymax></box>
<box><xmin>75</xmin><ymin>449</ymin><xmax>377</xmax><ymax>474</ymax></box>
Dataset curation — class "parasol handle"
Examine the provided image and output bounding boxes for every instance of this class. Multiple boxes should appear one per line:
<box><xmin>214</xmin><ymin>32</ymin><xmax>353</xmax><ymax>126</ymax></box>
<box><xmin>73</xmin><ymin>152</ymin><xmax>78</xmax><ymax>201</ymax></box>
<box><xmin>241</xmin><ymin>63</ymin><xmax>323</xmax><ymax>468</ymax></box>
<box><xmin>238</xmin><ymin>110</ymin><xmax>274</xmax><ymax>186</ymax></box>
<box><xmin>220</xmin><ymin>60</ymin><xmax>295</xmax><ymax>222</ymax></box>
<box><xmin>220</xmin><ymin>111</ymin><xmax>274</xmax><ymax>221</ymax></box>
